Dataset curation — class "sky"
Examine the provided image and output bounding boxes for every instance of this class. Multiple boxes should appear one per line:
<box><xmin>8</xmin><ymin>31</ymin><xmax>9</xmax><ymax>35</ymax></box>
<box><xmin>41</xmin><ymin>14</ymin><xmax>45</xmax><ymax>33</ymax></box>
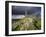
<box><xmin>12</xmin><ymin>6</ymin><xmax>41</xmax><ymax>16</ymax></box>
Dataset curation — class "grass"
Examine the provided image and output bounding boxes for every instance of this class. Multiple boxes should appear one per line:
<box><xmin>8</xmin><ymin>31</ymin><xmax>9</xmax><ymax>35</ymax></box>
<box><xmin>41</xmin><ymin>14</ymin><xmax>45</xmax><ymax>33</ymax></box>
<box><xmin>12</xmin><ymin>16</ymin><xmax>41</xmax><ymax>31</ymax></box>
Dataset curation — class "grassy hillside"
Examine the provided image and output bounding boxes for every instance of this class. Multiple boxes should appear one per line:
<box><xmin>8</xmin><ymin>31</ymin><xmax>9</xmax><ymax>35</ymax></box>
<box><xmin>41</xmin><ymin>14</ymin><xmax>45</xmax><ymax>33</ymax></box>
<box><xmin>12</xmin><ymin>16</ymin><xmax>41</xmax><ymax>31</ymax></box>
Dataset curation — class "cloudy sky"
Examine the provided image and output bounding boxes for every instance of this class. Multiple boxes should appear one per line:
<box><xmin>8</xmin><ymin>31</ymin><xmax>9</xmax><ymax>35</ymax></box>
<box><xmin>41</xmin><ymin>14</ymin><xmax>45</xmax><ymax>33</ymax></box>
<box><xmin>12</xmin><ymin>6</ymin><xmax>41</xmax><ymax>16</ymax></box>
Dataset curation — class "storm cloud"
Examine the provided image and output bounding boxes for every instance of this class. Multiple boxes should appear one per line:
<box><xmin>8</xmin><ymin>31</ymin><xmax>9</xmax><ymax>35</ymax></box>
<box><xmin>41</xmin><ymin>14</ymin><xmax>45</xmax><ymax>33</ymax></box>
<box><xmin>12</xmin><ymin>6</ymin><xmax>41</xmax><ymax>16</ymax></box>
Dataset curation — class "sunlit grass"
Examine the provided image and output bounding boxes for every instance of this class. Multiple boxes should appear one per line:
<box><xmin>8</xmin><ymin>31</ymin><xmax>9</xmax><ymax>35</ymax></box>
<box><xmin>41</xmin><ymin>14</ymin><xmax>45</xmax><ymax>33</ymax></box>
<box><xmin>12</xmin><ymin>16</ymin><xmax>41</xmax><ymax>31</ymax></box>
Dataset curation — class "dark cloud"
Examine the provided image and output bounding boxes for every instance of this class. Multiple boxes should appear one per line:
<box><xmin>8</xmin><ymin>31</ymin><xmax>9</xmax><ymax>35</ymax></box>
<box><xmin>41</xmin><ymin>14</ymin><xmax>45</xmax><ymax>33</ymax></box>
<box><xmin>12</xmin><ymin>6</ymin><xmax>41</xmax><ymax>16</ymax></box>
